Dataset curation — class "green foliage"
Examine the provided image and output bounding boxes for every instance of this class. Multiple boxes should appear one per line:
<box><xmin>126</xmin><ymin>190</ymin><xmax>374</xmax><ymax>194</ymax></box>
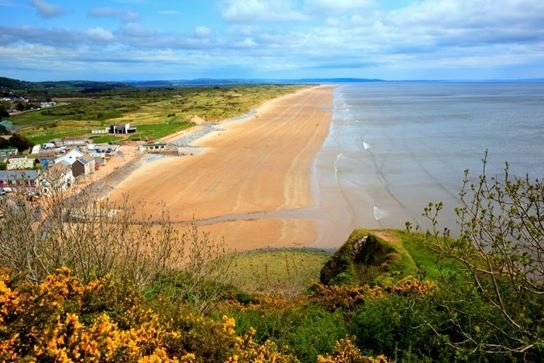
<box><xmin>11</xmin><ymin>84</ymin><xmax>302</xmax><ymax>144</ymax></box>
<box><xmin>0</xmin><ymin>105</ymin><xmax>8</xmax><ymax>118</ymax></box>
<box><xmin>349</xmin><ymin>294</ymin><xmax>451</xmax><ymax>362</ymax></box>
<box><xmin>0</xmin><ymin>138</ymin><xmax>9</xmax><ymax>149</ymax></box>
<box><xmin>7</xmin><ymin>133</ymin><xmax>33</xmax><ymax>152</ymax></box>
<box><xmin>320</xmin><ymin>230</ymin><xmax>417</xmax><ymax>286</ymax></box>
<box><xmin>414</xmin><ymin>155</ymin><xmax>544</xmax><ymax>360</ymax></box>
<box><xmin>221</xmin><ymin>304</ymin><xmax>347</xmax><ymax>362</ymax></box>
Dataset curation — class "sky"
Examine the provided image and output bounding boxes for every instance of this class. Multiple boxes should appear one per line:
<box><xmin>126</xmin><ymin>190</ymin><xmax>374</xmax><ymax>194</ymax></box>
<box><xmin>1</xmin><ymin>0</ymin><xmax>543</xmax><ymax>81</ymax></box>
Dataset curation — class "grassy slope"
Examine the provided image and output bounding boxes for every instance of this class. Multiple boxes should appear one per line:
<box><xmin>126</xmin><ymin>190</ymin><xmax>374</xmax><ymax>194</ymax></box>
<box><xmin>322</xmin><ymin>228</ymin><xmax>461</xmax><ymax>286</ymax></box>
<box><xmin>226</xmin><ymin>229</ymin><xmax>459</xmax><ymax>296</ymax></box>
<box><xmin>228</xmin><ymin>248</ymin><xmax>332</xmax><ymax>295</ymax></box>
<box><xmin>11</xmin><ymin>85</ymin><xmax>302</xmax><ymax>144</ymax></box>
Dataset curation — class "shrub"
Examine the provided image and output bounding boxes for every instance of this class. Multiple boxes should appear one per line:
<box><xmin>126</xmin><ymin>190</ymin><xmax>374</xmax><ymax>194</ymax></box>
<box><xmin>417</xmin><ymin>155</ymin><xmax>544</xmax><ymax>359</ymax></box>
<box><xmin>317</xmin><ymin>338</ymin><xmax>389</xmax><ymax>363</ymax></box>
<box><xmin>221</xmin><ymin>302</ymin><xmax>348</xmax><ymax>362</ymax></box>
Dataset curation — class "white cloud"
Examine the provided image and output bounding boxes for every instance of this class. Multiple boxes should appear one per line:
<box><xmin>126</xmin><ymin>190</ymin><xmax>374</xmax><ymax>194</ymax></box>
<box><xmin>306</xmin><ymin>0</ymin><xmax>375</xmax><ymax>13</ymax></box>
<box><xmin>158</xmin><ymin>10</ymin><xmax>183</xmax><ymax>15</ymax></box>
<box><xmin>222</xmin><ymin>0</ymin><xmax>306</xmax><ymax>22</ymax></box>
<box><xmin>88</xmin><ymin>7</ymin><xmax>140</xmax><ymax>22</ymax></box>
<box><xmin>86</xmin><ymin>27</ymin><xmax>115</xmax><ymax>42</ymax></box>
<box><xmin>194</xmin><ymin>26</ymin><xmax>211</xmax><ymax>37</ymax></box>
<box><xmin>119</xmin><ymin>23</ymin><xmax>154</xmax><ymax>37</ymax></box>
<box><xmin>5</xmin><ymin>0</ymin><xmax>544</xmax><ymax>80</ymax></box>
<box><xmin>30</xmin><ymin>0</ymin><xmax>63</xmax><ymax>18</ymax></box>
<box><xmin>234</xmin><ymin>37</ymin><xmax>257</xmax><ymax>48</ymax></box>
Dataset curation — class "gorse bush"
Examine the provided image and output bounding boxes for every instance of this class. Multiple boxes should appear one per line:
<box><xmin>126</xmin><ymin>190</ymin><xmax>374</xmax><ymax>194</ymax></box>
<box><xmin>0</xmin><ymin>268</ymin><xmax>387</xmax><ymax>362</ymax></box>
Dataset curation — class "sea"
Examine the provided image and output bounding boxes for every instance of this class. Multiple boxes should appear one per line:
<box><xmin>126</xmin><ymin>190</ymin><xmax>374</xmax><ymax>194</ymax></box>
<box><xmin>313</xmin><ymin>82</ymin><xmax>544</xmax><ymax>238</ymax></box>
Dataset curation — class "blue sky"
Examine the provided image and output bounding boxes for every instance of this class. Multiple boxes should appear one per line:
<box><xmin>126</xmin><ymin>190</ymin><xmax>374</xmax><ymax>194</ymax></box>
<box><xmin>1</xmin><ymin>0</ymin><xmax>544</xmax><ymax>81</ymax></box>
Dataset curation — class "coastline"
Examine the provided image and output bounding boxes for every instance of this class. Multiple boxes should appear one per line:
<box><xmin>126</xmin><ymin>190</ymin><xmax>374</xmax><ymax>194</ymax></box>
<box><xmin>108</xmin><ymin>86</ymin><xmax>335</xmax><ymax>251</ymax></box>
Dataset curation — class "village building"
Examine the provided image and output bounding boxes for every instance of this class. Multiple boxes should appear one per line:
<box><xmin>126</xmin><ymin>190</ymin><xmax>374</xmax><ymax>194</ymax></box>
<box><xmin>0</xmin><ymin>148</ymin><xmax>18</xmax><ymax>157</ymax></box>
<box><xmin>54</xmin><ymin>149</ymin><xmax>84</xmax><ymax>166</ymax></box>
<box><xmin>38</xmin><ymin>149</ymin><xmax>57</xmax><ymax>167</ymax></box>
<box><xmin>0</xmin><ymin>120</ymin><xmax>13</xmax><ymax>134</ymax></box>
<box><xmin>109</xmin><ymin>123</ymin><xmax>136</xmax><ymax>134</ymax></box>
<box><xmin>140</xmin><ymin>142</ymin><xmax>167</xmax><ymax>152</ymax></box>
<box><xmin>92</xmin><ymin>155</ymin><xmax>106</xmax><ymax>169</ymax></box>
<box><xmin>39</xmin><ymin>101</ymin><xmax>57</xmax><ymax>109</ymax></box>
<box><xmin>63</xmin><ymin>137</ymin><xmax>87</xmax><ymax>146</ymax></box>
<box><xmin>0</xmin><ymin>170</ymin><xmax>41</xmax><ymax>190</ymax></box>
<box><xmin>30</xmin><ymin>145</ymin><xmax>41</xmax><ymax>155</ymax></box>
<box><xmin>39</xmin><ymin>163</ymin><xmax>74</xmax><ymax>193</ymax></box>
<box><xmin>71</xmin><ymin>156</ymin><xmax>95</xmax><ymax>178</ymax></box>
<box><xmin>91</xmin><ymin>127</ymin><xmax>109</xmax><ymax>134</ymax></box>
<box><xmin>6</xmin><ymin>156</ymin><xmax>35</xmax><ymax>170</ymax></box>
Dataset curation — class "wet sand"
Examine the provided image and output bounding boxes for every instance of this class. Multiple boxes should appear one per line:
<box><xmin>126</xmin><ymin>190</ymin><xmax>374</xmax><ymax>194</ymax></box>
<box><xmin>109</xmin><ymin>86</ymin><xmax>334</xmax><ymax>250</ymax></box>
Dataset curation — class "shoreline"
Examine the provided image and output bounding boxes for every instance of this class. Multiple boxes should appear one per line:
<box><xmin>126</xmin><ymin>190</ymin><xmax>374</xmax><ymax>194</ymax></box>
<box><xmin>108</xmin><ymin>86</ymin><xmax>335</xmax><ymax>251</ymax></box>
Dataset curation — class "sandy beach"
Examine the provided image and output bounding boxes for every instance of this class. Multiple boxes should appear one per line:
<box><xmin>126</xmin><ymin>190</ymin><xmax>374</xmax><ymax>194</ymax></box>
<box><xmin>109</xmin><ymin>86</ymin><xmax>334</xmax><ymax>250</ymax></box>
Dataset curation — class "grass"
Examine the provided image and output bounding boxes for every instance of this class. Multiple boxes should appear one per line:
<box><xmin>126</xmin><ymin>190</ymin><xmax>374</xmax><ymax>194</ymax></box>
<box><xmin>228</xmin><ymin>248</ymin><xmax>332</xmax><ymax>295</ymax></box>
<box><xmin>320</xmin><ymin>228</ymin><xmax>464</xmax><ymax>286</ymax></box>
<box><xmin>25</xmin><ymin>129</ymin><xmax>90</xmax><ymax>145</ymax></box>
<box><xmin>90</xmin><ymin>134</ymin><xmax>124</xmax><ymax>144</ymax></box>
<box><xmin>395</xmin><ymin>230</ymin><xmax>462</xmax><ymax>280</ymax></box>
<box><xmin>11</xmin><ymin>85</ymin><xmax>303</xmax><ymax>144</ymax></box>
<box><xmin>127</xmin><ymin>122</ymin><xmax>193</xmax><ymax>141</ymax></box>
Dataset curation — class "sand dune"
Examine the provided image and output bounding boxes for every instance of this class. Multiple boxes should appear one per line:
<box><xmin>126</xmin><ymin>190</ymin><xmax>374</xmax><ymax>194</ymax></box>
<box><xmin>109</xmin><ymin>86</ymin><xmax>334</xmax><ymax>250</ymax></box>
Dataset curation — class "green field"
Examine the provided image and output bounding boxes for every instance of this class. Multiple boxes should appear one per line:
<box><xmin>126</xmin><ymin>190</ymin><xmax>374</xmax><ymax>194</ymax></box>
<box><xmin>229</xmin><ymin>248</ymin><xmax>332</xmax><ymax>295</ymax></box>
<box><xmin>11</xmin><ymin>85</ymin><xmax>302</xmax><ymax>144</ymax></box>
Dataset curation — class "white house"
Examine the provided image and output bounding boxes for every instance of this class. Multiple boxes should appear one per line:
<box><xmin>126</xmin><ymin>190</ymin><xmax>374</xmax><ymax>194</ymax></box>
<box><xmin>40</xmin><ymin>101</ymin><xmax>57</xmax><ymax>109</ymax></box>
<box><xmin>63</xmin><ymin>137</ymin><xmax>87</xmax><ymax>146</ymax></box>
<box><xmin>31</xmin><ymin>145</ymin><xmax>41</xmax><ymax>155</ymax></box>
<box><xmin>54</xmin><ymin>149</ymin><xmax>84</xmax><ymax>166</ymax></box>
<box><xmin>91</xmin><ymin>127</ymin><xmax>109</xmax><ymax>134</ymax></box>
<box><xmin>139</xmin><ymin>143</ymin><xmax>167</xmax><ymax>152</ymax></box>
<box><xmin>110</xmin><ymin>123</ymin><xmax>136</xmax><ymax>134</ymax></box>
<box><xmin>39</xmin><ymin>163</ymin><xmax>74</xmax><ymax>193</ymax></box>
<box><xmin>6</xmin><ymin>156</ymin><xmax>35</xmax><ymax>170</ymax></box>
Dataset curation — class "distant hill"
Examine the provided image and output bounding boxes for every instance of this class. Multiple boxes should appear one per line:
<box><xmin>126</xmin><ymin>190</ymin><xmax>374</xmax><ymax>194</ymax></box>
<box><xmin>294</xmin><ymin>78</ymin><xmax>384</xmax><ymax>83</ymax></box>
<box><xmin>0</xmin><ymin>77</ymin><xmax>132</xmax><ymax>97</ymax></box>
<box><xmin>125</xmin><ymin>78</ymin><xmax>384</xmax><ymax>87</ymax></box>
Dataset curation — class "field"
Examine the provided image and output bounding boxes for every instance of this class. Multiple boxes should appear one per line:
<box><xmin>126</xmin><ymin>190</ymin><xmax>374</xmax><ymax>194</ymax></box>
<box><xmin>11</xmin><ymin>85</ymin><xmax>302</xmax><ymax>144</ymax></box>
<box><xmin>228</xmin><ymin>248</ymin><xmax>333</xmax><ymax>295</ymax></box>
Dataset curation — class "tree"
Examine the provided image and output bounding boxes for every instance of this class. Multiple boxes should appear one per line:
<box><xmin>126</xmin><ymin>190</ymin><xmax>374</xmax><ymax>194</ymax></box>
<box><xmin>8</xmin><ymin>133</ymin><xmax>33</xmax><ymax>152</ymax></box>
<box><xmin>415</xmin><ymin>153</ymin><xmax>544</xmax><ymax>359</ymax></box>
<box><xmin>0</xmin><ymin>105</ymin><xmax>9</xmax><ymax>118</ymax></box>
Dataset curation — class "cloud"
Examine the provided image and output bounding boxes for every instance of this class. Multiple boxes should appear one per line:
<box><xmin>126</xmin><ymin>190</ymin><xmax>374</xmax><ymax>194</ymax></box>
<box><xmin>222</xmin><ymin>0</ymin><xmax>306</xmax><ymax>22</ymax></box>
<box><xmin>158</xmin><ymin>10</ymin><xmax>183</xmax><ymax>16</ymax></box>
<box><xmin>86</xmin><ymin>27</ymin><xmax>115</xmax><ymax>42</ymax></box>
<box><xmin>0</xmin><ymin>26</ymin><xmax>119</xmax><ymax>47</ymax></box>
<box><xmin>306</xmin><ymin>0</ymin><xmax>375</xmax><ymax>13</ymax></box>
<box><xmin>88</xmin><ymin>6</ymin><xmax>140</xmax><ymax>22</ymax></box>
<box><xmin>234</xmin><ymin>37</ymin><xmax>257</xmax><ymax>48</ymax></box>
<box><xmin>30</xmin><ymin>0</ymin><xmax>63</xmax><ymax>18</ymax></box>
<box><xmin>119</xmin><ymin>23</ymin><xmax>155</xmax><ymax>37</ymax></box>
<box><xmin>5</xmin><ymin>0</ymin><xmax>544</xmax><ymax>80</ymax></box>
<box><xmin>194</xmin><ymin>26</ymin><xmax>211</xmax><ymax>37</ymax></box>
<box><xmin>0</xmin><ymin>0</ymin><xmax>19</xmax><ymax>7</ymax></box>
